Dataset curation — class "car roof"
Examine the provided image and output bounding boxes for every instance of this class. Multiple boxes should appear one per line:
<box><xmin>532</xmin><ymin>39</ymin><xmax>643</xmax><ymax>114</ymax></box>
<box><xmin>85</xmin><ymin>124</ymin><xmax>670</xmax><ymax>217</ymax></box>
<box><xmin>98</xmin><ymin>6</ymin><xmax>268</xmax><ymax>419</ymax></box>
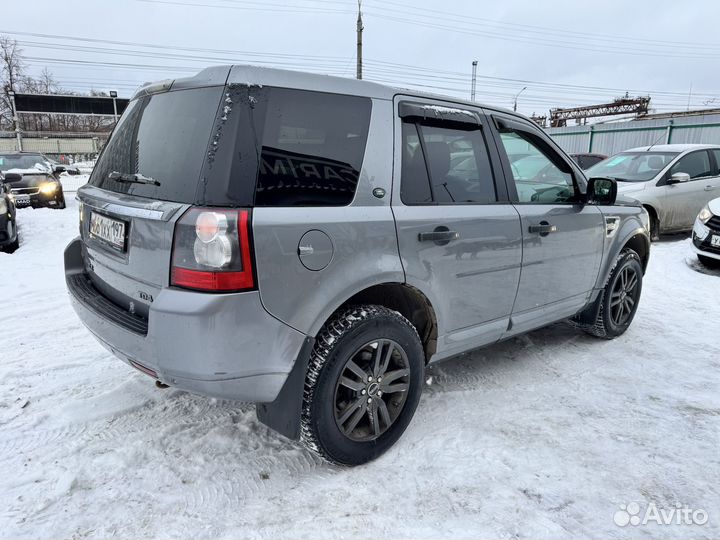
<box><xmin>141</xmin><ymin>64</ymin><xmax>522</xmax><ymax>118</ymax></box>
<box><xmin>624</xmin><ymin>144</ymin><xmax>720</xmax><ymax>153</ymax></box>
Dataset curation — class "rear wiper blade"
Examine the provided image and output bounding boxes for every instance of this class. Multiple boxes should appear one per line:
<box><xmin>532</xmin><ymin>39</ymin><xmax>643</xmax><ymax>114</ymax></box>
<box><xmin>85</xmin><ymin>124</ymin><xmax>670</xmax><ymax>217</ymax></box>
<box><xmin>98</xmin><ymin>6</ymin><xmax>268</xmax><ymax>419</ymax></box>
<box><xmin>108</xmin><ymin>171</ymin><xmax>161</xmax><ymax>186</ymax></box>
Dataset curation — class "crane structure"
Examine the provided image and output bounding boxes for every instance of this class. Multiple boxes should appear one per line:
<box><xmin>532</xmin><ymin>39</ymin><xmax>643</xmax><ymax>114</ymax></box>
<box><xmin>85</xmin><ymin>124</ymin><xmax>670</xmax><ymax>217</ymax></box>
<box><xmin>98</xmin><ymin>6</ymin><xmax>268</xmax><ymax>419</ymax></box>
<box><xmin>549</xmin><ymin>95</ymin><xmax>651</xmax><ymax>127</ymax></box>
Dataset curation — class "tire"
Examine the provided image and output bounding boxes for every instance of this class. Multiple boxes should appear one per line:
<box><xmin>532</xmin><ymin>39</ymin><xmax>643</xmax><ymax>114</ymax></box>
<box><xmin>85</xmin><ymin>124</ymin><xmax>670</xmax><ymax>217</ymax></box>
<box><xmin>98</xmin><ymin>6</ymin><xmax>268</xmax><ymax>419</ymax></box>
<box><xmin>698</xmin><ymin>254</ymin><xmax>720</xmax><ymax>268</ymax></box>
<box><xmin>583</xmin><ymin>249</ymin><xmax>643</xmax><ymax>339</ymax></box>
<box><xmin>56</xmin><ymin>195</ymin><xmax>66</xmax><ymax>210</ymax></box>
<box><xmin>300</xmin><ymin>305</ymin><xmax>424</xmax><ymax>466</ymax></box>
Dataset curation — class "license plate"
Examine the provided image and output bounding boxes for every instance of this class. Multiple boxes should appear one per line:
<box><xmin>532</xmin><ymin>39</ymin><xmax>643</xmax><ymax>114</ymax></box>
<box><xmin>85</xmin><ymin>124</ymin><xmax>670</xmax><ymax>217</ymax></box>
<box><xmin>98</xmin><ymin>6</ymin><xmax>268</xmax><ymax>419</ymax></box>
<box><xmin>89</xmin><ymin>211</ymin><xmax>127</xmax><ymax>252</ymax></box>
<box><xmin>712</xmin><ymin>235</ymin><xmax>720</xmax><ymax>247</ymax></box>
<box><xmin>14</xmin><ymin>194</ymin><xmax>30</xmax><ymax>205</ymax></box>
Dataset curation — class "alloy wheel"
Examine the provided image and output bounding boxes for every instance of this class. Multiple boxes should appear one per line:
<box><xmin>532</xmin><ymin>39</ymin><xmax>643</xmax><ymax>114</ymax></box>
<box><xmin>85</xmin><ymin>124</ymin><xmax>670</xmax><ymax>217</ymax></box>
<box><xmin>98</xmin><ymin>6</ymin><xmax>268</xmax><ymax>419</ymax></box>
<box><xmin>333</xmin><ymin>339</ymin><xmax>411</xmax><ymax>442</ymax></box>
<box><xmin>609</xmin><ymin>265</ymin><xmax>639</xmax><ymax>326</ymax></box>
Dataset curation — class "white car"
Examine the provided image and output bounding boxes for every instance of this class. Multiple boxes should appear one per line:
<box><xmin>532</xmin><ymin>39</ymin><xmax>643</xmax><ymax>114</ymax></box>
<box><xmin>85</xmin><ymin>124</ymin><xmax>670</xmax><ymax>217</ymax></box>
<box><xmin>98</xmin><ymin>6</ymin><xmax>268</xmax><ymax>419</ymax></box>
<box><xmin>587</xmin><ymin>144</ymin><xmax>720</xmax><ymax>239</ymax></box>
<box><xmin>693</xmin><ymin>197</ymin><xmax>720</xmax><ymax>267</ymax></box>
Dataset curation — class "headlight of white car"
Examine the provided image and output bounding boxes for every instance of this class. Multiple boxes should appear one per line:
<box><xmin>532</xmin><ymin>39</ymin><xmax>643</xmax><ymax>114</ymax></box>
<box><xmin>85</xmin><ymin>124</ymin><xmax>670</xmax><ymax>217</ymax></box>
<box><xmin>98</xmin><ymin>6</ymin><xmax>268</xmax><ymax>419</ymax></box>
<box><xmin>697</xmin><ymin>204</ymin><xmax>713</xmax><ymax>224</ymax></box>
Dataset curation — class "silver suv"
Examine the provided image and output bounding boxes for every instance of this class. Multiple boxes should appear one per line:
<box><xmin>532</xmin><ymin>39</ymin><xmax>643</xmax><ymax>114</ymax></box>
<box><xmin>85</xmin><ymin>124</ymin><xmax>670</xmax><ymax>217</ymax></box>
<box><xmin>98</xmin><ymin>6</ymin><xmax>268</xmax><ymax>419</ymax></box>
<box><xmin>65</xmin><ymin>66</ymin><xmax>650</xmax><ymax>465</ymax></box>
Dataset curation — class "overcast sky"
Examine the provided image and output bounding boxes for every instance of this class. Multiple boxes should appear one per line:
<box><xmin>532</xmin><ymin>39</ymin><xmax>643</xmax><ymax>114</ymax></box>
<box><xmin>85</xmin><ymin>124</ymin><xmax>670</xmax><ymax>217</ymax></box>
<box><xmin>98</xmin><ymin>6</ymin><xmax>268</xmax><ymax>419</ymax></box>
<box><xmin>3</xmin><ymin>0</ymin><xmax>720</xmax><ymax>118</ymax></box>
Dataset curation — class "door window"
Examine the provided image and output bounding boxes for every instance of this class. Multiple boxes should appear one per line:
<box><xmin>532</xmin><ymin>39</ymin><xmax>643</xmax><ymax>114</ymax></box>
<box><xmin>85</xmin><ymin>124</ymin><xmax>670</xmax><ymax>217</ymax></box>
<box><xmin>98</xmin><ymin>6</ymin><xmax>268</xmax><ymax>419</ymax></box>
<box><xmin>670</xmin><ymin>151</ymin><xmax>712</xmax><ymax>180</ymax></box>
<box><xmin>400</xmin><ymin>120</ymin><xmax>496</xmax><ymax>204</ymax></box>
<box><xmin>499</xmin><ymin>131</ymin><xmax>575</xmax><ymax>203</ymax></box>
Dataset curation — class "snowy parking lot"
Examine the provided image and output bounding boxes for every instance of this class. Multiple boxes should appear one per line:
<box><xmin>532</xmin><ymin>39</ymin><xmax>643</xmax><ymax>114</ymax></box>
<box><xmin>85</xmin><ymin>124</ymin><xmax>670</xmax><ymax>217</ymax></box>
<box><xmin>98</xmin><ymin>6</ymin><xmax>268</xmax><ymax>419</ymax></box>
<box><xmin>1</xmin><ymin>200</ymin><xmax>719</xmax><ymax>539</ymax></box>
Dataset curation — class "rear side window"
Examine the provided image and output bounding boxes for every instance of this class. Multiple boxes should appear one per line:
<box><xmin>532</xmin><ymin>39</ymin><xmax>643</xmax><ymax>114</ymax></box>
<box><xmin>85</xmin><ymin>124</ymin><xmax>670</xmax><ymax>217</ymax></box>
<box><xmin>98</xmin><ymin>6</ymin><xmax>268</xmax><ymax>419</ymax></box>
<box><xmin>400</xmin><ymin>117</ymin><xmax>496</xmax><ymax>205</ymax></box>
<box><xmin>255</xmin><ymin>89</ymin><xmax>371</xmax><ymax>206</ymax></box>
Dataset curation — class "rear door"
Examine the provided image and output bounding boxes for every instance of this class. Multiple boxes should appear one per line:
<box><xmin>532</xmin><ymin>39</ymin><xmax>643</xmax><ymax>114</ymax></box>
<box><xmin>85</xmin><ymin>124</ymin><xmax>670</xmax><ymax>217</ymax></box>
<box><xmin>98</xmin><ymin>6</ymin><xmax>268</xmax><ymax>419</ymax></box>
<box><xmin>78</xmin><ymin>84</ymin><xmax>228</xmax><ymax>318</ymax></box>
<box><xmin>487</xmin><ymin>112</ymin><xmax>604</xmax><ymax>335</ymax></box>
<box><xmin>392</xmin><ymin>98</ymin><xmax>522</xmax><ymax>358</ymax></box>
<box><xmin>662</xmin><ymin>149</ymin><xmax>716</xmax><ymax>230</ymax></box>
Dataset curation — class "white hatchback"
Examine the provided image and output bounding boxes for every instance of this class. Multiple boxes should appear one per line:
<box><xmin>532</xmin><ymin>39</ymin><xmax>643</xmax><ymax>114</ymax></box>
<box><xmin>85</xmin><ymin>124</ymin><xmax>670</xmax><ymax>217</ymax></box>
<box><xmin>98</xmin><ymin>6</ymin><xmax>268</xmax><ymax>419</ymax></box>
<box><xmin>692</xmin><ymin>197</ymin><xmax>720</xmax><ymax>267</ymax></box>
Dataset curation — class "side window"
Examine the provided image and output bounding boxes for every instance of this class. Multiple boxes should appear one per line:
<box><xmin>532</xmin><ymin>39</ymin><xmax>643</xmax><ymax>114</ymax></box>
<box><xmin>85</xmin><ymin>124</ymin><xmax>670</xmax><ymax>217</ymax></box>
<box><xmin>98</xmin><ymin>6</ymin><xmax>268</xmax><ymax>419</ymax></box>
<box><xmin>670</xmin><ymin>151</ymin><xmax>712</xmax><ymax>180</ymax></box>
<box><xmin>498</xmin><ymin>131</ymin><xmax>575</xmax><ymax>204</ymax></box>
<box><xmin>400</xmin><ymin>122</ymin><xmax>432</xmax><ymax>204</ymax></box>
<box><xmin>400</xmin><ymin>118</ymin><xmax>496</xmax><ymax>204</ymax></box>
<box><xmin>255</xmin><ymin>89</ymin><xmax>372</xmax><ymax>207</ymax></box>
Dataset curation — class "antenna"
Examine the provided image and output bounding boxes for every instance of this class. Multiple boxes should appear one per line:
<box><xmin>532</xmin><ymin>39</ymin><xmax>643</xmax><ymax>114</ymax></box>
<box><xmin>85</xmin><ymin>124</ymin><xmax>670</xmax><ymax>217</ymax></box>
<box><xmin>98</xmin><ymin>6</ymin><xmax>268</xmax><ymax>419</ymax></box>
<box><xmin>646</xmin><ymin>129</ymin><xmax>667</xmax><ymax>151</ymax></box>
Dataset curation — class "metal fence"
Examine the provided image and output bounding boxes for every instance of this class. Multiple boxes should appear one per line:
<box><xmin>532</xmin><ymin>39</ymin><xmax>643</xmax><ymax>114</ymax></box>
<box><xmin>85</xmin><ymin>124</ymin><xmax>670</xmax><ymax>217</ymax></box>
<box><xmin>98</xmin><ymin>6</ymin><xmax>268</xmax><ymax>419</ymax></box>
<box><xmin>0</xmin><ymin>131</ymin><xmax>108</xmax><ymax>160</ymax></box>
<box><xmin>547</xmin><ymin>113</ymin><xmax>720</xmax><ymax>155</ymax></box>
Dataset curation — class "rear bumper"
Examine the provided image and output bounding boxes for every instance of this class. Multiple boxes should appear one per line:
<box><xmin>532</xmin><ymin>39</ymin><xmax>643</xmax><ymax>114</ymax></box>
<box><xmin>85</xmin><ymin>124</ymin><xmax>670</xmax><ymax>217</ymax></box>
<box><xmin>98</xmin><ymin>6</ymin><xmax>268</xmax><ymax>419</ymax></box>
<box><xmin>64</xmin><ymin>237</ymin><xmax>308</xmax><ymax>402</ymax></box>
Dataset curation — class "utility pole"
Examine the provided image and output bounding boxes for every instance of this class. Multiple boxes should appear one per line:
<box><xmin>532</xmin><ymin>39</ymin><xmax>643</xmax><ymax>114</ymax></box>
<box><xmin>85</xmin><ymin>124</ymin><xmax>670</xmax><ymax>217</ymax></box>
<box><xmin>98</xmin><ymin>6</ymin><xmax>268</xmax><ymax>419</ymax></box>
<box><xmin>470</xmin><ymin>60</ymin><xmax>477</xmax><ymax>101</ymax></box>
<box><xmin>356</xmin><ymin>0</ymin><xmax>363</xmax><ymax>80</ymax></box>
<box><xmin>513</xmin><ymin>86</ymin><xmax>527</xmax><ymax>112</ymax></box>
<box><xmin>7</xmin><ymin>89</ymin><xmax>22</xmax><ymax>151</ymax></box>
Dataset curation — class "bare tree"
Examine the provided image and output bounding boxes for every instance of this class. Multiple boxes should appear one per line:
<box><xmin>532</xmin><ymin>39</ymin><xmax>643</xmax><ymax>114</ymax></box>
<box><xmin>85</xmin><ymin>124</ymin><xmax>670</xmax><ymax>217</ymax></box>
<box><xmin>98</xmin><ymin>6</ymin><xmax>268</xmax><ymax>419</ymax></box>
<box><xmin>1</xmin><ymin>36</ymin><xmax>25</xmax><ymax>130</ymax></box>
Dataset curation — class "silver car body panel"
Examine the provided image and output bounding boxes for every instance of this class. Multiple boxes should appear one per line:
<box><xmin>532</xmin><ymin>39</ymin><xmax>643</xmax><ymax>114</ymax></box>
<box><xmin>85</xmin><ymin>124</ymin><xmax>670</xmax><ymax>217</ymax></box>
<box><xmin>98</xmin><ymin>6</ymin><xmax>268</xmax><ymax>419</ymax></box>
<box><xmin>614</xmin><ymin>144</ymin><xmax>720</xmax><ymax>233</ymax></box>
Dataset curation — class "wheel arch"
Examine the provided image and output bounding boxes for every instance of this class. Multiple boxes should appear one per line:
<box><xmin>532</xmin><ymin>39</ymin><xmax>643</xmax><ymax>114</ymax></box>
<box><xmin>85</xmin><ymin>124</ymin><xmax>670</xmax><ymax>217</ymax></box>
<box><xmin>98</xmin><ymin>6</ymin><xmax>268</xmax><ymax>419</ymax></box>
<box><xmin>339</xmin><ymin>282</ymin><xmax>439</xmax><ymax>363</ymax></box>
<box><xmin>642</xmin><ymin>203</ymin><xmax>660</xmax><ymax>235</ymax></box>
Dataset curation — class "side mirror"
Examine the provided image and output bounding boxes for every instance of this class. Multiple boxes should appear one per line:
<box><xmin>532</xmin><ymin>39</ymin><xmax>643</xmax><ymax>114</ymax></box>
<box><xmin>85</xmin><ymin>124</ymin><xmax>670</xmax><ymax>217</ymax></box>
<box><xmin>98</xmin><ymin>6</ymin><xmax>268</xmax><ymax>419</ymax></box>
<box><xmin>586</xmin><ymin>177</ymin><xmax>617</xmax><ymax>206</ymax></box>
<box><xmin>3</xmin><ymin>172</ymin><xmax>22</xmax><ymax>183</ymax></box>
<box><xmin>668</xmin><ymin>172</ymin><xmax>690</xmax><ymax>184</ymax></box>
<box><xmin>53</xmin><ymin>164</ymin><xmax>67</xmax><ymax>174</ymax></box>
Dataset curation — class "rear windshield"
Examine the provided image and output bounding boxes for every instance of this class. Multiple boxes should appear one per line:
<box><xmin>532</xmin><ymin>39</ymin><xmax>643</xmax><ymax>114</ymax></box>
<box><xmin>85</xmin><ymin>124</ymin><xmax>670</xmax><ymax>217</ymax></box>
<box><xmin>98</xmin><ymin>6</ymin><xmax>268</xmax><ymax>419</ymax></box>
<box><xmin>90</xmin><ymin>86</ymin><xmax>223</xmax><ymax>202</ymax></box>
<box><xmin>90</xmin><ymin>84</ymin><xmax>372</xmax><ymax>207</ymax></box>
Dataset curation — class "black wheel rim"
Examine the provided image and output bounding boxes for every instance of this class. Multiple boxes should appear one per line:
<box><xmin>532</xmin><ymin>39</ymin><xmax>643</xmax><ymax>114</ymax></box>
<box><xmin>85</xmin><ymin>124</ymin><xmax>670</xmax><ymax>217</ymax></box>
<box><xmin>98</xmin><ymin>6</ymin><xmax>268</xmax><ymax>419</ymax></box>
<box><xmin>609</xmin><ymin>265</ymin><xmax>639</xmax><ymax>326</ymax></box>
<box><xmin>333</xmin><ymin>339</ymin><xmax>411</xmax><ymax>442</ymax></box>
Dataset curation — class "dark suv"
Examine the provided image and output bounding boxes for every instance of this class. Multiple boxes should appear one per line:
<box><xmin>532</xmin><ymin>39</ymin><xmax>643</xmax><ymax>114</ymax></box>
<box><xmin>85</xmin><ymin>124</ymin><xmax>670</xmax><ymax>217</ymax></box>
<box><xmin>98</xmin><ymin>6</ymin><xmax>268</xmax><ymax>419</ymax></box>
<box><xmin>0</xmin><ymin>152</ymin><xmax>67</xmax><ymax>209</ymax></box>
<box><xmin>65</xmin><ymin>66</ymin><xmax>651</xmax><ymax>465</ymax></box>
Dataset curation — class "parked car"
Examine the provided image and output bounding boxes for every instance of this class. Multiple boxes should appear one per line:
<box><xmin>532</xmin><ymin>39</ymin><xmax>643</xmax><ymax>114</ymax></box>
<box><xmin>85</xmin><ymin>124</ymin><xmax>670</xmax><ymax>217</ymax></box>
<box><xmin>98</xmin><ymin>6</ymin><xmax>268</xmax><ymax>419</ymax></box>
<box><xmin>65</xmin><ymin>66</ymin><xmax>651</xmax><ymax>466</ymax></box>
<box><xmin>692</xmin><ymin>198</ymin><xmax>720</xmax><ymax>267</ymax></box>
<box><xmin>0</xmin><ymin>152</ymin><xmax>67</xmax><ymax>209</ymax></box>
<box><xmin>0</xmin><ymin>180</ymin><xmax>19</xmax><ymax>252</ymax></box>
<box><xmin>586</xmin><ymin>144</ymin><xmax>720</xmax><ymax>239</ymax></box>
<box><xmin>570</xmin><ymin>152</ymin><xmax>608</xmax><ymax>170</ymax></box>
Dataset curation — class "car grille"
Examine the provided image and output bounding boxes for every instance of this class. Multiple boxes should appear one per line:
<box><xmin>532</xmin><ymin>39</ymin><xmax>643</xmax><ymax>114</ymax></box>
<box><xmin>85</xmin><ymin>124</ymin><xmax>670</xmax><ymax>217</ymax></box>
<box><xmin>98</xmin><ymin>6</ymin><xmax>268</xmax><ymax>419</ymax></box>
<box><xmin>11</xmin><ymin>187</ymin><xmax>39</xmax><ymax>195</ymax></box>
<box><xmin>707</xmin><ymin>215</ymin><xmax>720</xmax><ymax>232</ymax></box>
<box><xmin>67</xmin><ymin>272</ymin><xmax>149</xmax><ymax>336</ymax></box>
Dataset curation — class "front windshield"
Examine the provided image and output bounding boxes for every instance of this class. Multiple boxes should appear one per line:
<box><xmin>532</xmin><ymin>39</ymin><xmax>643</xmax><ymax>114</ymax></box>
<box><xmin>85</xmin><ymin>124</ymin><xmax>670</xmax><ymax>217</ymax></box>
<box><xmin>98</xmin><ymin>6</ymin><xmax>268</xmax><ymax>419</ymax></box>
<box><xmin>0</xmin><ymin>154</ymin><xmax>50</xmax><ymax>173</ymax></box>
<box><xmin>586</xmin><ymin>151</ymin><xmax>679</xmax><ymax>182</ymax></box>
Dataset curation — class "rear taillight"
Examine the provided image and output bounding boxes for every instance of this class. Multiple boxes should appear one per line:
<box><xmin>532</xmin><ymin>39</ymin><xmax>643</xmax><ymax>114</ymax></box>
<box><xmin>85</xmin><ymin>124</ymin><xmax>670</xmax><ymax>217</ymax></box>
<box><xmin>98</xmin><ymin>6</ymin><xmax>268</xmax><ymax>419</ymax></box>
<box><xmin>170</xmin><ymin>208</ymin><xmax>255</xmax><ymax>292</ymax></box>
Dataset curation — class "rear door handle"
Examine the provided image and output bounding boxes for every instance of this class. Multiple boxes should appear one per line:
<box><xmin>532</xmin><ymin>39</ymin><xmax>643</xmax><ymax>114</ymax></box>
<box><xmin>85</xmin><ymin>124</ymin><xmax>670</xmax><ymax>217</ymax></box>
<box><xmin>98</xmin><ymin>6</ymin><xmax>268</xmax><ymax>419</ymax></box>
<box><xmin>528</xmin><ymin>222</ymin><xmax>557</xmax><ymax>235</ymax></box>
<box><xmin>418</xmin><ymin>230</ymin><xmax>460</xmax><ymax>243</ymax></box>
<box><xmin>705</xmin><ymin>185</ymin><xmax>716</xmax><ymax>191</ymax></box>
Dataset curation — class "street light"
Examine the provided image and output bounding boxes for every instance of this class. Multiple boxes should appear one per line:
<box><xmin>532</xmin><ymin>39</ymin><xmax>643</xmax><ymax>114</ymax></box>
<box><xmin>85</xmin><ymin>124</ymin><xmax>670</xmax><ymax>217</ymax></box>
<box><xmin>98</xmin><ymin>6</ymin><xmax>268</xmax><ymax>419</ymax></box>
<box><xmin>513</xmin><ymin>86</ymin><xmax>528</xmax><ymax>112</ymax></box>
<box><xmin>109</xmin><ymin>90</ymin><xmax>118</xmax><ymax>124</ymax></box>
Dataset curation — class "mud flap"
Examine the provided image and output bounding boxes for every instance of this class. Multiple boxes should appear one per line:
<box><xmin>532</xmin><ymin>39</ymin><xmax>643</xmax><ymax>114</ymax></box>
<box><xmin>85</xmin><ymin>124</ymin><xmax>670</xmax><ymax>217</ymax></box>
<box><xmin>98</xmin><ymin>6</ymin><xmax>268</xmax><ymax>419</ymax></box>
<box><xmin>573</xmin><ymin>289</ymin><xmax>603</xmax><ymax>325</ymax></box>
<box><xmin>256</xmin><ymin>336</ymin><xmax>315</xmax><ymax>440</ymax></box>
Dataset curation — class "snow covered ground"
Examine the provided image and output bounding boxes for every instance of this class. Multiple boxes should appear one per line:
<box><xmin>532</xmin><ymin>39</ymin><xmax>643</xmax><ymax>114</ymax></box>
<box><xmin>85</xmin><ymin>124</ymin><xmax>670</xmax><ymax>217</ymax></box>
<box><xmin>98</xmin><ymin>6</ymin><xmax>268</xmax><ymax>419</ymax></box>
<box><xmin>1</xmin><ymin>201</ymin><xmax>719</xmax><ymax>539</ymax></box>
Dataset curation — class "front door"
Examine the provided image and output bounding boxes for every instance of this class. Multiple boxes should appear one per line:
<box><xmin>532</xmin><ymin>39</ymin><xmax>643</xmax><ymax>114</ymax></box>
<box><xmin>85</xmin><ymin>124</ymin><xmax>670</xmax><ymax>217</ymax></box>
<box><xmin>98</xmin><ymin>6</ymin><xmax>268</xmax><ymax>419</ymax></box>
<box><xmin>662</xmin><ymin>149</ymin><xmax>718</xmax><ymax>230</ymax></box>
<box><xmin>488</xmin><ymin>113</ymin><xmax>605</xmax><ymax>335</ymax></box>
<box><xmin>391</xmin><ymin>99</ymin><xmax>522</xmax><ymax>359</ymax></box>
